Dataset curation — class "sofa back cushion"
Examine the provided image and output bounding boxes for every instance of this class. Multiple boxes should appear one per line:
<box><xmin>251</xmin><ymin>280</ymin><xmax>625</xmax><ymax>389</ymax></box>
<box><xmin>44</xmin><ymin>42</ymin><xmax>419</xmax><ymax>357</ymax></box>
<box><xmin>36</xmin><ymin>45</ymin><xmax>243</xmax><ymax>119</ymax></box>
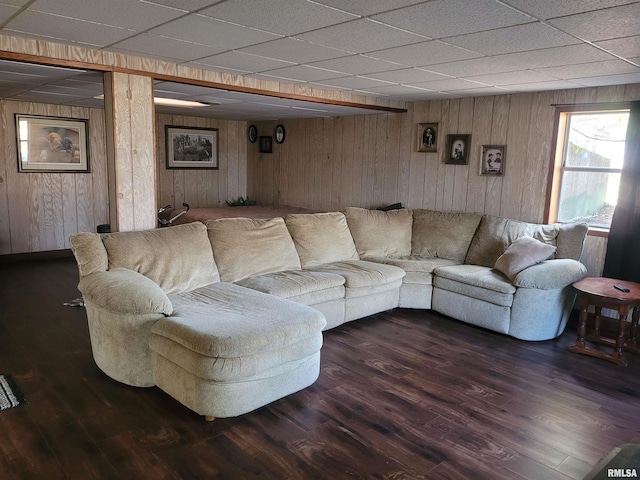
<box><xmin>285</xmin><ymin>212</ymin><xmax>359</xmax><ymax>268</ymax></box>
<box><xmin>207</xmin><ymin>217</ymin><xmax>301</xmax><ymax>282</ymax></box>
<box><xmin>101</xmin><ymin>222</ymin><xmax>219</xmax><ymax>294</ymax></box>
<box><xmin>556</xmin><ymin>222</ymin><xmax>588</xmax><ymax>260</ymax></box>
<box><xmin>70</xmin><ymin>232</ymin><xmax>109</xmax><ymax>277</ymax></box>
<box><xmin>465</xmin><ymin>215</ymin><xmax>560</xmax><ymax>267</ymax></box>
<box><xmin>344</xmin><ymin>207</ymin><xmax>413</xmax><ymax>258</ymax></box>
<box><xmin>411</xmin><ymin>209</ymin><xmax>482</xmax><ymax>262</ymax></box>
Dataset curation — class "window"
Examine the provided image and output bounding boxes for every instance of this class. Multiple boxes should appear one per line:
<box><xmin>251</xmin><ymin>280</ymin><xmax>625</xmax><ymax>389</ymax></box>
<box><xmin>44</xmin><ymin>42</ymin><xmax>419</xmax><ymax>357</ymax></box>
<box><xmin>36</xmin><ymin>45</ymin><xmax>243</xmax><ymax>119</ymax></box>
<box><xmin>548</xmin><ymin>106</ymin><xmax>630</xmax><ymax>231</ymax></box>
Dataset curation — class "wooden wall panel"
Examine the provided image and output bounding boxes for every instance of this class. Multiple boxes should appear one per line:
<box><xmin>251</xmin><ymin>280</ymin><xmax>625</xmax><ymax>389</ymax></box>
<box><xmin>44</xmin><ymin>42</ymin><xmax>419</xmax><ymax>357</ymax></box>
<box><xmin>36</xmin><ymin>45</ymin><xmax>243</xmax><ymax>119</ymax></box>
<box><xmin>155</xmin><ymin>114</ymin><xmax>247</xmax><ymax>209</ymax></box>
<box><xmin>0</xmin><ymin>100</ymin><xmax>108</xmax><ymax>254</ymax></box>
<box><xmin>247</xmin><ymin>83</ymin><xmax>640</xmax><ymax>277</ymax></box>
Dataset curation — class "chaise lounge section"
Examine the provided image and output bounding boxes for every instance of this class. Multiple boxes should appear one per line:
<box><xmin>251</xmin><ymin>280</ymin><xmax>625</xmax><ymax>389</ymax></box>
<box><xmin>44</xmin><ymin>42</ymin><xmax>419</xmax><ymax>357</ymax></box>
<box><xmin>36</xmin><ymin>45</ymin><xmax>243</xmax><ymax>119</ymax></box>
<box><xmin>70</xmin><ymin>207</ymin><xmax>588</xmax><ymax>419</ymax></box>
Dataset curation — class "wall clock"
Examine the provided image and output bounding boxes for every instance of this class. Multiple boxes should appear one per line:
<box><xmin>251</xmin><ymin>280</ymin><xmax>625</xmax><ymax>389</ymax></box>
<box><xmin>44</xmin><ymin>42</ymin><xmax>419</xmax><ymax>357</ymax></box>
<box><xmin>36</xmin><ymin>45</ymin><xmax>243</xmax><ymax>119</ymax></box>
<box><xmin>275</xmin><ymin>124</ymin><xmax>286</xmax><ymax>144</ymax></box>
<box><xmin>248</xmin><ymin>125</ymin><xmax>258</xmax><ymax>143</ymax></box>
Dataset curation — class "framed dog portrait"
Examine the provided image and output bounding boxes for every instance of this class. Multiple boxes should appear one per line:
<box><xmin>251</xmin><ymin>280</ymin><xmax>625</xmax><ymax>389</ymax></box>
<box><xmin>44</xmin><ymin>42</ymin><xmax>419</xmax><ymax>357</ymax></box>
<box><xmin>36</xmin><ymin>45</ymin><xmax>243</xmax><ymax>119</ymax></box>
<box><xmin>15</xmin><ymin>114</ymin><xmax>89</xmax><ymax>173</ymax></box>
<box><xmin>445</xmin><ymin>134</ymin><xmax>470</xmax><ymax>165</ymax></box>
<box><xmin>480</xmin><ymin>145</ymin><xmax>505</xmax><ymax>176</ymax></box>
<box><xmin>417</xmin><ymin>122</ymin><xmax>438</xmax><ymax>152</ymax></box>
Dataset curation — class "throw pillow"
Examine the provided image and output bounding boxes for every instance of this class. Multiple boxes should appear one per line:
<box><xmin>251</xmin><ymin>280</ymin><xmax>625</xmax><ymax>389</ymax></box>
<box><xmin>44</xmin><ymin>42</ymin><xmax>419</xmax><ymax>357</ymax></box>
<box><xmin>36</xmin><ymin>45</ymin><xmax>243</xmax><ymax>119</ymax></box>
<box><xmin>494</xmin><ymin>236</ymin><xmax>557</xmax><ymax>281</ymax></box>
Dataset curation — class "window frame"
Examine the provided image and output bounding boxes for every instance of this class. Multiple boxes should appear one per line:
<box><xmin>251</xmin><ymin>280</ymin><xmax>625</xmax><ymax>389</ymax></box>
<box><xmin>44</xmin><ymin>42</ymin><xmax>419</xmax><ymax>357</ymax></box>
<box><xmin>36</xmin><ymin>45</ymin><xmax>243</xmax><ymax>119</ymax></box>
<box><xmin>545</xmin><ymin>102</ymin><xmax>631</xmax><ymax>237</ymax></box>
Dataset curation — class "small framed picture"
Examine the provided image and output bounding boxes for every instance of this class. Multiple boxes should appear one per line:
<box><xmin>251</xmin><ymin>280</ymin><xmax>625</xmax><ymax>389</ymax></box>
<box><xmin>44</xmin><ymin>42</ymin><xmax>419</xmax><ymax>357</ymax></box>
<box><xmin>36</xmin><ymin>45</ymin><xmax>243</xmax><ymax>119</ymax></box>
<box><xmin>259</xmin><ymin>136</ymin><xmax>272</xmax><ymax>153</ymax></box>
<box><xmin>445</xmin><ymin>134</ymin><xmax>470</xmax><ymax>165</ymax></box>
<box><xmin>15</xmin><ymin>114</ymin><xmax>89</xmax><ymax>173</ymax></box>
<box><xmin>166</xmin><ymin>126</ymin><xmax>218</xmax><ymax>169</ymax></box>
<box><xmin>274</xmin><ymin>124</ymin><xmax>286</xmax><ymax>144</ymax></box>
<box><xmin>480</xmin><ymin>145</ymin><xmax>506</xmax><ymax>176</ymax></box>
<box><xmin>417</xmin><ymin>122</ymin><xmax>438</xmax><ymax>152</ymax></box>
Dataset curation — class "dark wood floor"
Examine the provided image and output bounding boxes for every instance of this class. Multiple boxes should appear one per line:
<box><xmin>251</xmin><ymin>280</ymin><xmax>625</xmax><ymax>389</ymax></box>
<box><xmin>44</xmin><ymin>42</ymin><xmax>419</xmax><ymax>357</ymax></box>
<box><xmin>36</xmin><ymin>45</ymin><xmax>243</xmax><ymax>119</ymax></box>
<box><xmin>1</xmin><ymin>257</ymin><xmax>639</xmax><ymax>479</ymax></box>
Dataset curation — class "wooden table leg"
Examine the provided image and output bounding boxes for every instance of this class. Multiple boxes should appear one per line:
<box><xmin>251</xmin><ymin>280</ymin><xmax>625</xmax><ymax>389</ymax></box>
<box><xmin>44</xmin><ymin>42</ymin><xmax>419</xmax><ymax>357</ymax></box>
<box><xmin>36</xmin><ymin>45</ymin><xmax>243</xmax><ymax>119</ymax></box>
<box><xmin>593</xmin><ymin>306</ymin><xmax>602</xmax><ymax>336</ymax></box>
<box><xmin>629</xmin><ymin>306</ymin><xmax>639</xmax><ymax>353</ymax></box>
<box><xmin>570</xmin><ymin>297</ymin><xmax>589</xmax><ymax>353</ymax></box>
<box><xmin>613</xmin><ymin>306</ymin><xmax>630</xmax><ymax>367</ymax></box>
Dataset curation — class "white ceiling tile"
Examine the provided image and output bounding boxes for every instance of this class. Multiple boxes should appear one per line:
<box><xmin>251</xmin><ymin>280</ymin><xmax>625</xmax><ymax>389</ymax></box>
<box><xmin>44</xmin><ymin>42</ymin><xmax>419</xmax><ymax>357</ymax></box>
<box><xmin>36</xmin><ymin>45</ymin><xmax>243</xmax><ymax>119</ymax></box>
<box><xmin>547</xmin><ymin>3</ymin><xmax>640</xmax><ymax>42</ymax></box>
<box><xmin>506</xmin><ymin>80</ymin><xmax>584</xmax><ymax>92</ymax></box>
<box><xmin>314</xmin><ymin>75</ymin><xmax>395</xmax><ymax>89</ymax></box>
<box><xmin>408</xmin><ymin>78</ymin><xmax>490</xmax><ymax>91</ymax></box>
<box><xmin>111</xmin><ymin>33</ymin><xmax>223</xmax><ymax>62</ymax></box>
<box><xmin>5</xmin><ymin>10</ymin><xmax>135</xmax><ymax>47</ymax></box>
<box><xmin>466</xmin><ymin>70</ymin><xmax>561</xmax><ymax>86</ymax></box>
<box><xmin>372</xmin><ymin>0</ymin><xmax>534</xmax><ymax>39</ymax></box>
<box><xmin>193</xmin><ymin>51</ymin><xmax>294</xmax><ymax>73</ymax></box>
<box><xmin>258</xmin><ymin>65</ymin><xmax>348</xmax><ymax>82</ymax></box>
<box><xmin>0</xmin><ymin>4</ymin><xmax>19</xmax><ymax>23</ymax></box>
<box><xmin>425</xmin><ymin>57</ymin><xmax>522</xmax><ymax>77</ymax></box>
<box><xmin>239</xmin><ymin>37</ymin><xmax>351</xmax><ymax>63</ymax></box>
<box><xmin>365</xmin><ymin>67</ymin><xmax>449</xmax><ymax>83</ymax></box>
<box><xmin>295</xmin><ymin>18</ymin><xmax>428</xmax><ymax>54</ymax></box>
<box><xmin>199</xmin><ymin>0</ymin><xmax>357</xmax><ymax>36</ymax></box>
<box><xmin>445</xmin><ymin>22</ymin><xmax>581</xmax><ymax>55</ymax></box>
<box><xmin>29</xmin><ymin>0</ymin><xmax>186</xmax><ymax>31</ymax></box>
<box><xmin>307</xmin><ymin>55</ymin><xmax>402</xmax><ymax>75</ymax></box>
<box><xmin>571</xmin><ymin>72</ymin><xmax>640</xmax><ymax>86</ymax></box>
<box><xmin>449</xmin><ymin>86</ymin><xmax>510</xmax><ymax>96</ymax></box>
<box><xmin>144</xmin><ymin>0</ymin><xmax>223</xmax><ymax>11</ymax></box>
<box><xmin>535</xmin><ymin>60</ymin><xmax>640</xmax><ymax>80</ymax></box>
<box><xmin>492</xmin><ymin>44</ymin><xmax>618</xmax><ymax>69</ymax></box>
<box><xmin>150</xmin><ymin>14</ymin><xmax>280</xmax><ymax>49</ymax></box>
<box><xmin>595</xmin><ymin>35</ymin><xmax>640</xmax><ymax>59</ymax></box>
<box><xmin>1</xmin><ymin>0</ymin><xmax>31</xmax><ymax>5</ymax></box>
<box><xmin>370</xmin><ymin>40</ymin><xmax>483</xmax><ymax>67</ymax></box>
<box><xmin>362</xmin><ymin>84</ymin><xmax>434</xmax><ymax>95</ymax></box>
<box><xmin>504</xmin><ymin>0</ymin><xmax>639</xmax><ymax>20</ymax></box>
<box><xmin>312</xmin><ymin>0</ymin><xmax>425</xmax><ymax>16</ymax></box>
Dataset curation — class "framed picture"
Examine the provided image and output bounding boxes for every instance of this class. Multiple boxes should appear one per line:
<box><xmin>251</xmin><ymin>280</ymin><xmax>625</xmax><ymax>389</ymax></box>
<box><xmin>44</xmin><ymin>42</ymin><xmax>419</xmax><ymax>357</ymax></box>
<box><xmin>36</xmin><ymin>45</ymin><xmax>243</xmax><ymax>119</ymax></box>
<box><xmin>480</xmin><ymin>145</ymin><xmax>506</xmax><ymax>176</ymax></box>
<box><xmin>259</xmin><ymin>136</ymin><xmax>272</xmax><ymax>153</ymax></box>
<box><xmin>166</xmin><ymin>126</ymin><xmax>218</xmax><ymax>169</ymax></box>
<box><xmin>15</xmin><ymin>114</ymin><xmax>89</xmax><ymax>173</ymax></box>
<box><xmin>417</xmin><ymin>122</ymin><xmax>438</xmax><ymax>152</ymax></box>
<box><xmin>274</xmin><ymin>124</ymin><xmax>286</xmax><ymax>144</ymax></box>
<box><xmin>445</xmin><ymin>134</ymin><xmax>471</xmax><ymax>165</ymax></box>
<box><xmin>248</xmin><ymin>125</ymin><xmax>258</xmax><ymax>143</ymax></box>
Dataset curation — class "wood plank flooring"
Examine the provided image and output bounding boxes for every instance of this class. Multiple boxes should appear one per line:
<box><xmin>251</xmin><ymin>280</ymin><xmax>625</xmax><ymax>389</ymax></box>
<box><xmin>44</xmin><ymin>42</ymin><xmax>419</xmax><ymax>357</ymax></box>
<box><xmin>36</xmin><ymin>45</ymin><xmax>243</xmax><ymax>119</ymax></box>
<box><xmin>1</xmin><ymin>257</ymin><xmax>639</xmax><ymax>479</ymax></box>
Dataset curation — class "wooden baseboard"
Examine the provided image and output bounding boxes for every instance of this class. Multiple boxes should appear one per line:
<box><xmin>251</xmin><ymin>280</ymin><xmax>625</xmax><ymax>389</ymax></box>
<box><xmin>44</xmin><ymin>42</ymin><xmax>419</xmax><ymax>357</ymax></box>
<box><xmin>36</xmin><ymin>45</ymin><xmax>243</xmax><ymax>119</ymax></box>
<box><xmin>0</xmin><ymin>249</ymin><xmax>73</xmax><ymax>264</ymax></box>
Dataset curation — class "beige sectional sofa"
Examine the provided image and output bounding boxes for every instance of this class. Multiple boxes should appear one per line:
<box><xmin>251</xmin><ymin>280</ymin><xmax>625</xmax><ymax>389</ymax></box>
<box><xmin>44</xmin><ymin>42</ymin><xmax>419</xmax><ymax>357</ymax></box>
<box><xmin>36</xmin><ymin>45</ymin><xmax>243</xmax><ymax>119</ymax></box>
<box><xmin>70</xmin><ymin>207</ymin><xmax>588</xmax><ymax>420</ymax></box>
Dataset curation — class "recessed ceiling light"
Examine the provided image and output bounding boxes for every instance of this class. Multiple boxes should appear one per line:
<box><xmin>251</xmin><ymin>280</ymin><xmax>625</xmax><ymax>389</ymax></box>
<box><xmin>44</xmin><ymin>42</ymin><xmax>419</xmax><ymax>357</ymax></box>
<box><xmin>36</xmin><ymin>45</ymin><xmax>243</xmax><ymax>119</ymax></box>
<box><xmin>94</xmin><ymin>95</ymin><xmax>214</xmax><ymax>107</ymax></box>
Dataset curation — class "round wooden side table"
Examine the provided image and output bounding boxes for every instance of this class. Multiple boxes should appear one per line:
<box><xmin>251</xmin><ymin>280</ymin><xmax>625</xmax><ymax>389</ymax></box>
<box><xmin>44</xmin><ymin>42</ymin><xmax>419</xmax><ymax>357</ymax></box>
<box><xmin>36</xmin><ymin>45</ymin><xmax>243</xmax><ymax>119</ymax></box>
<box><xmin>570</xmin><ymin>277</ymin><xmax>640</xmax><ymax>366</ymax></box>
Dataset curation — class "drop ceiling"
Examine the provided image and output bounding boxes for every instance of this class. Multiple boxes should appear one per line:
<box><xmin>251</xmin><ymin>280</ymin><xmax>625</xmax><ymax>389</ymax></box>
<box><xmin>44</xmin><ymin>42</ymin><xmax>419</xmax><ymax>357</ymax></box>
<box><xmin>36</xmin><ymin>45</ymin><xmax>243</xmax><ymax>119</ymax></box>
<box><xmin>0</xmin><ymin>0</ymin><xmax>639</xmax><ymax>120</ymax></box>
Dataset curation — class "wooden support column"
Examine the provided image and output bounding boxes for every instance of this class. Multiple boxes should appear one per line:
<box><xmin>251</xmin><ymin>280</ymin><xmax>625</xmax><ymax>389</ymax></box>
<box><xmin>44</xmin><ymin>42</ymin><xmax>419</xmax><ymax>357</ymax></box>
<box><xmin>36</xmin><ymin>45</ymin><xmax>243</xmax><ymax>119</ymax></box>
<box><xmin>104</xmin><ymin>72</ymin><xmax>156</xmax><ymax>232</ymax></box>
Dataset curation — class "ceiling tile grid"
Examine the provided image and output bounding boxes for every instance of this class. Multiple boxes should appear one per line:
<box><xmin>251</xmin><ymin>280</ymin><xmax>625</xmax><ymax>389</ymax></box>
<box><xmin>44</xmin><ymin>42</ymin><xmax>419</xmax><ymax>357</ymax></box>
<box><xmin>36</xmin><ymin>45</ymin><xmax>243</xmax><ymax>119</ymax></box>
<box><xmin>0</xmin><ymin>0</ymin><xmax>639</xmax><ymax>118</ymax></box>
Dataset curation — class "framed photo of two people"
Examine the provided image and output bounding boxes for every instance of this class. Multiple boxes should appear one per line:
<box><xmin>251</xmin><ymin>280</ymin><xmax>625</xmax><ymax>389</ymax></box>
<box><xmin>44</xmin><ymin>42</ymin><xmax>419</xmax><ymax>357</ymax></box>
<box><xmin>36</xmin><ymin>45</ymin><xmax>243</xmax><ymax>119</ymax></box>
<box><xmin>480</xmin><ymin>145</ymin><xmax>505</xmax><ymax>176</ymax></box>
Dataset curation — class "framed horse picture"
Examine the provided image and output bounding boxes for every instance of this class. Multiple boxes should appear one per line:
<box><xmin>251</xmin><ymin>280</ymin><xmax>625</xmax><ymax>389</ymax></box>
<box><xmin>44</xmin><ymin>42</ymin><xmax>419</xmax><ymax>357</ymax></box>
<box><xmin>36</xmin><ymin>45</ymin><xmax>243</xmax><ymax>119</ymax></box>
<box><xmin>166</xmin><ymin>126</ymin><xmax>219</xmax><ymax>169</ymax></box>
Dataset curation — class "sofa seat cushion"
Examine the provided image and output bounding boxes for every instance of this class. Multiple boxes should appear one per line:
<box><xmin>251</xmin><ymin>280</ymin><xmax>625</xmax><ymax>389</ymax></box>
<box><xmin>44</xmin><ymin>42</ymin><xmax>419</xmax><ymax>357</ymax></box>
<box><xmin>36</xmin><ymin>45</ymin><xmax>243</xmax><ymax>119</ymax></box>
<box><xmin>365</xmin><ymin>255</ymin><xmax>460</xmax><ymax>285</ymax></box>
<box><xmin>306</xmin><ymin>260</ymin><xmax>405</xmax><ymax>298</ymax></box>
<box><xmin>235</xmin><ymin>270</ymin><xmax>346</xmax><ymax>305</ymax></box>
<box><xmin>156</xmin><ymin>283</ymin><xmax>326</xmax><ymax>381</ymax></box>
<box><xmin>433</xmin><ymin>264</ymin><xmax>515</xmax><ymax>307</ymax></box>
<box><xmin>344</xmin><ymin>207</ymin><xmax>413</xmax><ymax>258</ymax></box>
<box><xmin>207</xmin><ymin>217</ymin><xmax>301</xmax><ymax>283</ymax></box>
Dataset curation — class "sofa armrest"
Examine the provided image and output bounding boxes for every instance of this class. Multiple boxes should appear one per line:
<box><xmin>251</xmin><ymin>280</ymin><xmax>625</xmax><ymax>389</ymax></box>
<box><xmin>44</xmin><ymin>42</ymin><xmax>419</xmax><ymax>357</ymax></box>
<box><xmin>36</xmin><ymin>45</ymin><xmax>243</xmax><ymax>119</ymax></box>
<box><xmin>512</xmin><ymin>259</ymin><xmax>587</xmax><ymax>290</ymax></box>
<box><xmin>78</xmin><ymin>268</ymin><xmax>173</xmax><ymax>316</ymax></box>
